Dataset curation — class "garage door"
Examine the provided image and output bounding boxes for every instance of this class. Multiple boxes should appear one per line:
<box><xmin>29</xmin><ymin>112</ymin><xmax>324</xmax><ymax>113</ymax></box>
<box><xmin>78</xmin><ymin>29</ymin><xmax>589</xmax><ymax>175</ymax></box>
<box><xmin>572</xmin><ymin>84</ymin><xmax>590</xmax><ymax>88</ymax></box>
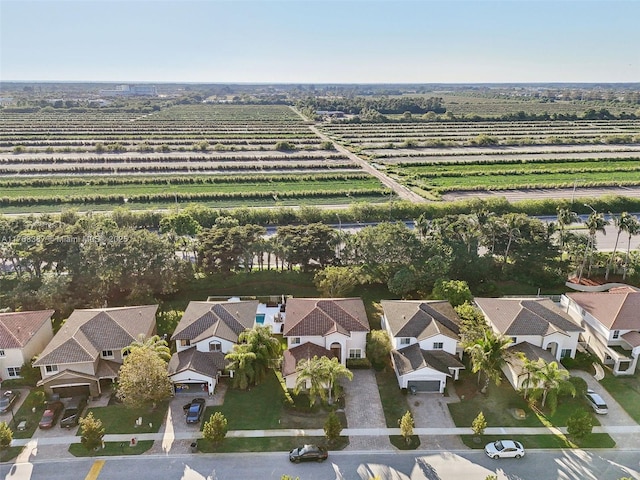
<box><xmin>53</xmin><ymin>385</ymin><xmax>91</xmax><ymax>398</ymax></box>
<box><xmin>407</xmin><ymin>380</ymin><xmax>441</xmax><ymax>392</ymax></box>
<box><xmin>174</xmin><ymin>382</ymin><xmax>208</xmax><ymax>395</ymax></box>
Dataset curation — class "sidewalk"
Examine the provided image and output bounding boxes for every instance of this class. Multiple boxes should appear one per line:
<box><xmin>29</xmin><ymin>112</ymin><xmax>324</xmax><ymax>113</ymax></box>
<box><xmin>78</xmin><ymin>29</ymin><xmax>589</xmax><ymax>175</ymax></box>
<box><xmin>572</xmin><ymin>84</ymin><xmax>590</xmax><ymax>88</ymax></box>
<box><xmin>11</xmin><ymin>425</ymin><xmax>640</xmax><ymax>447</ymax></box>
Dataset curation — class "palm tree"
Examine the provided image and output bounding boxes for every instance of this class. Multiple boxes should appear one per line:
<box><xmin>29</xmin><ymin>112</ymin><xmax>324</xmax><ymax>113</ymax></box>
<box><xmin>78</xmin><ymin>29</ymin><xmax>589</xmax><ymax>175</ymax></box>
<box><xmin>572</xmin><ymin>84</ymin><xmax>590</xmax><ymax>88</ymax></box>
<box><xmin>556</xmin><ymin>207</ymin><xmax>580</xmax><ymax>252</ymax></box>
<box><xmin>321</xmin><ymin>357</ymin><xmax>353</xmax><ymax>404</ymax></box>
<box><xmin>528</xmin><ymin>361</ymin><xmax>575</xmax><ymax>414</ymax></box>
<box><xmin>623</xmin><ymin>216</ymin><xmax>640</xmax><ymax>280</ymax></box>
<box><xmin>294</xmin><ymin>356</ymin><xmax>329</xmax><ymax>406</ymax></box>
<box><xmin>238</xmin><ymin>325</ymin><xmax>282</xmax><ymax>384</ymax></box>
<box><xmin>578</xmin><ymin>212</ymin><xmax>608</xmax><ymax>282</ymax></box>
<box><xmin>519</xmin><ymin>358</ymin><xmax>545</xmax><ymax>400</ymax></box>
<box><xmin>466</xmin><ymin>331</ymin><xmax>514</xmax><ymax>393</ymax></box>
<box><xmin>122</xmin><ymin>334</ymin><xmax>171</xmax><ymax>363</ymax></box>
<box><xmin>225</xmin><ymin>344</ymin><xmax>257</xmax><ymax>390</ymax></box>
<box><xmin>606</xmin><ymin>212</ymin><xmax>632</xmax><ymax>280</ymax></box>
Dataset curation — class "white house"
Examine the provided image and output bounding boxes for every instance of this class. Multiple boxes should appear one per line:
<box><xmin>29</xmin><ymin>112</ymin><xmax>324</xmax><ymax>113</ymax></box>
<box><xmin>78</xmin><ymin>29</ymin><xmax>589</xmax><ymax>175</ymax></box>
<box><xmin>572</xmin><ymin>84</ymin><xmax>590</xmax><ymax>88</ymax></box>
<box><xmin>169</xmin><ymin>299</ymin><xmax>258</xmax><ymax>394</ymax></box>
<box><xmin>281</xmin><ymin>298</ymin><xmax>369</xmax><ymax>387</ymax></box>
<box><xmin>475</xmin><ymin>297</ymin><xmax>583</xmax><ymax>390</ymax></box>
<box><xmin>0</xmin><ymin>310</ymin><xmax>54</xmax><ymax>382</ymax></box>
<box><xmin>562</xmin><ymin>288</ymin><xmax>640</xmax><ymax>376</ymax></box>
<box><xmin>381</xmin><ymin>300</ymin><xmax>464</xmax><ymax>393</ymax></box>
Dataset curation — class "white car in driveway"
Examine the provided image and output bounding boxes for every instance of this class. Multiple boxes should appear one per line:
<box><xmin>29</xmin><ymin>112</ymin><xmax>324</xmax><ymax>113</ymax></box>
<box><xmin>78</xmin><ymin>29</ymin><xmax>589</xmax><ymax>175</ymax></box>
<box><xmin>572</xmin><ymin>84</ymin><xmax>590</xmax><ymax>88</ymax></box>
<box><xmin>484</xmin><ymin>440</ymin><xmax>525</xmax><ymax>459</ymax></box>
<box><xmin>585</xmin><ymin>389</ymin><xmax>608</xmax><ymax>414</ymax></box>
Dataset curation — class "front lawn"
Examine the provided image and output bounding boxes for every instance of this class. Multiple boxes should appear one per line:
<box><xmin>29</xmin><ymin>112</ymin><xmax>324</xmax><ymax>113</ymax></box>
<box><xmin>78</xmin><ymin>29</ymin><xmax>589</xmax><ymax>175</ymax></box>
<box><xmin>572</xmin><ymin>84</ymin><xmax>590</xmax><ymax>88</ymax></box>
<box><xmin>600</xmin><ymin>371</ymin><xmax>640</xmax><ymax>423</ymax></box>
<box><xmin>204</xmin><ymin>373</ymin><xmax>343</xmax><ymax>431</ymax></box>
<box><xmin>69</xmin><ymin>440</ymin><xmax>154</xmax><ymax>457</ymax></box>
<box><xmin>85</xmin><ymin>401</ymin><xmax>169</xmax><ymax>434</ymax></box>
<box><xmin>9</xmin><ymin>389</ymin><xmax>47</xmax><ymax>440</ymax></box>
<box><xmin>197</xmin><ymin>435</ymin><xmax>348</xmax><ymax>453</ymax></box>
<box><xmin>461</xmin><ymin>433</ymin><xmax>615</xmax><ymax>450</ymax></box>
<box><xmin>375</xmin><ymin>368</ymin><xmax>410</xmax><ymax>428</ymax></box>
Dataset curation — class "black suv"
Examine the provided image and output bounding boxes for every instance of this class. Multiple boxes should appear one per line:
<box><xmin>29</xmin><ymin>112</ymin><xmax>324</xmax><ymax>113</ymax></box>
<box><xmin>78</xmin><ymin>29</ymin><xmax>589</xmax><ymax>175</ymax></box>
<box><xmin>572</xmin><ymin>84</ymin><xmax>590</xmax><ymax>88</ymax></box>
<box><xmin>60</xmin><ymin>396</ymin><xmax>87</xmax><ymax>428</ymax></box>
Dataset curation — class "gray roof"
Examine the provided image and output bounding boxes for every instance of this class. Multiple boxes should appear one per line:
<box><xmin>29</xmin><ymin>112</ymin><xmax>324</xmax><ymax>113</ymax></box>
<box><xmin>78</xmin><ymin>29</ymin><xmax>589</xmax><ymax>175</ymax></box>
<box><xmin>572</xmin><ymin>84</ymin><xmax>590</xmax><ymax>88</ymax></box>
<box><xmin>474</xmin><ymin>298</ymin><xmax>582</xmax><ymax>337</ymax></box>
<box><xmin>507</xmin><ymin>342</ymin><xmax>567</xmax><ymax>373</ymax></box>
<box><xmin>381</xmin><ymin>300</ymin><xmax>460</xmax><ymax>341</ymax></box>
<box><xmin>283</xmin><ymin>298</ymin><xmax>369</xmax><ymax>337</ymax></box>
<box><xmin>392</xmin><ymin>343</ymin><xmax>464</xmax><ymax>376</ymax></box>
<box><xmin>0</xmin><ymin>310</ymin><xmax>54</xmax><ymax>349</ymax></box>
<box><xmin>34</xmin><ymin>305</ymin><xmax>157</xmax><ymax>366</ymax></box>
<box><xmin>171</xmin><ymin>300</ymin><xmax>258</xmax><ymax>344</ymax></box>
<box><xmin>168</xmin><ymin>347</ymin><xmax>227</xmax><ymax>378</ymax></box>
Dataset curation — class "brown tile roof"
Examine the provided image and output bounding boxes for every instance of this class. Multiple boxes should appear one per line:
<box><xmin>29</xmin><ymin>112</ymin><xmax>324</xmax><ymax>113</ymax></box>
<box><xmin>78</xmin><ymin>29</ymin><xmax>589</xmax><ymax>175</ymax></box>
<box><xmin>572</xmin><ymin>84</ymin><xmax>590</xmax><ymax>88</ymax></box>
<box><xmin>282</xmin><ymin>342</ymin><xmax>336</xmax><ymax>377</ymax></box>
<box><xmin>392</xmin><ymin>343</ymin><xmax>464</xmax><ymax>376</ymax></box>
<box><xmin>171</xmin><ymin>300</ymin><xmax>258</xmax><ymax>344</ymax></box>
<box><xmin>566</xmin><ymin>291</ymin><xmax>640</xmax><ymax>330</ymax></box>
<box><xmin>0</xmin><ymin>310</ymin><xmax>54</xmax><ymax>349</ymax></box>
<box><xmin>475</xmin><ymin>298</ymin><xmax>582</xmax><ymax>337</ymax></box>
<box><xmin>381</xmin><ymin>300</ymin><xmax>460</xmax><ymax>341</ymax></box>
<box><xmin>168</xmin><ymin>347</ymin><xmax>227</xmax><ymax>378</ymax></box>
<box><xmin>283</xmin><ymin>298</ymin><xmax>369</xmax><ymax>337</ymax></box>
<box><xmin>34</xmin><ymin>305</ymin><xmax>157</xmax><ymax>366</ymax></box>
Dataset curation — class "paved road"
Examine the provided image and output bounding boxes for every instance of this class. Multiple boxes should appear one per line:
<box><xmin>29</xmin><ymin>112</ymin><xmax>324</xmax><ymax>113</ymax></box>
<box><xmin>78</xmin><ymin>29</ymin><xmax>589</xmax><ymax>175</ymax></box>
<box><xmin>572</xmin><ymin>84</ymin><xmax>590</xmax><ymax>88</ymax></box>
<box><xmin>4</xmin><ymin>450</ymin><xmax>640</xmax><ymax>480</ymax></box>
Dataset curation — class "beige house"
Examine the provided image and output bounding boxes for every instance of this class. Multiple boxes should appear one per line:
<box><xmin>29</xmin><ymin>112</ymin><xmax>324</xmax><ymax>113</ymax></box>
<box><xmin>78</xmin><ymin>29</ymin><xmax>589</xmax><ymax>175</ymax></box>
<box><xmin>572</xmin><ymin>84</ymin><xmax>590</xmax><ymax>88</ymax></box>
<box><xmin>34</xmin><ymin>305</ymin><xmax>157</xmax><ymax>398</ymax></box>
<box><xmin>0</xmin><ymin>310</ymin><xmax>55</xmax><ymax>381</ymax></box>
<box><xmin>282</xmin><ymin>298</ymin><xmax>369</xmax><ymax>388</ymax></box>
<box><xmin>382</xmin><ymin>300</ymin><xmax>464</xmax><ymax>393</ymax></box>
<box><xmin>562</xmin><ymin>288</ymin><xmax>640</xmax><ymax>375</ymax></box>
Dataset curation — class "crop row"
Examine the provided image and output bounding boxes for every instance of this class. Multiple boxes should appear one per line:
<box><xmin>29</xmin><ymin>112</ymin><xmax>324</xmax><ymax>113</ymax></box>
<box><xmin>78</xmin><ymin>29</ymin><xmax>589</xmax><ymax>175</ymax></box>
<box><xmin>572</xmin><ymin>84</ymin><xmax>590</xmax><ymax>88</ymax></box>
<box><xmin>392</xmin><ymin>156</ymin><xmax>640</xmax><ymax>169</ymax></box>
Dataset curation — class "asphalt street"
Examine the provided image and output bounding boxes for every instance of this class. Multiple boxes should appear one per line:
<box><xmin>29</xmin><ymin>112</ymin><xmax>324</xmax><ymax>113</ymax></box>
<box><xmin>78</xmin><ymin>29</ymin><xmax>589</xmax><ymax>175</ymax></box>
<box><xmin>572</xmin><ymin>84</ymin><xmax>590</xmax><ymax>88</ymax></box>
<box><xmin>3</xmin><ymin>450</ymin><xmax>640</xmax><ymax>480</ymax></box>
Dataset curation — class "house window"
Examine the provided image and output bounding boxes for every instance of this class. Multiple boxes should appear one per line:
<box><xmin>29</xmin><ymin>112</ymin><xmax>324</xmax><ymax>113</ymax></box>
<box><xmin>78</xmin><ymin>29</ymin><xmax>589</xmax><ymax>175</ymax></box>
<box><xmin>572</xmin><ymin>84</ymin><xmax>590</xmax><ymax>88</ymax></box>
<box><xmin>180</xmin><ymin>339</ymin><xmax>191</xmax><ymax>347</ymax></box>
<box><xmin>348</xmin><ymin>349</ymin><xmax>362</xmax><ymax>359</ymax></box>
<box><xmin>511</xmin><ymin>337</ymin><xmax>518</xmax><ymax>344</ymax></box>
<box><xmin>400</xmin><ymin>338</ymin><xmax>411</xmax><ymax>345</ymax></box>
<box><xmin>433</xmin><ymin>342</ymin><xmax>444</xmax><ymax>350</ymax></box>
<box><xmin>0</xmin><ymin>349</ymin><xmax>5</xmax><ymax>357</ymax></box>
<box><xmin>7</xmin><ymin>367</ymin><xmax>20</xmax><ymax>377</ymax></box>
<box><xmin>291</xmin><ymin>337</ymin><xmax>301</xmax><ymax>345</ymax></box>
<box><xmin>561</xmin><ymin>349</ymin><xmax>572</xmax><ymax>358</ymax></box>
<box><xmin>102</xmin><ymin>350</ymin><xmax>114</xmax><ymax>358</ymax></box>
<box><xmin>209</xmin><ymin>341</ymin><xmax>221</xmax><ymax>352</ymax></box>
<box><xmin>122</xmin><ymin>350</ymin><xmax>129</xmax><ymax>358</ymax></box>
<box><xmin>612</xmin><ymin>330</ymin><xmax>620</xmax><ymax>339</ymax></box>
<box><xmin>45</xmin><ymin>365</ymin><xmax>58</xmax><ymax>374</ymax></box>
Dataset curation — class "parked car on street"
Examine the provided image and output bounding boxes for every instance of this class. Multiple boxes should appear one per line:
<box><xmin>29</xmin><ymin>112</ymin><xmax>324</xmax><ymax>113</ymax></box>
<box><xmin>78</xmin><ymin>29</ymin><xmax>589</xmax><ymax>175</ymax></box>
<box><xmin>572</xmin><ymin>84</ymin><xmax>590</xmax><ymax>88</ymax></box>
<box><xmin>289</xmin><ymin>444</ymin><xmax>329</xmax><ymax>463</ymax></box>
<box><xmin>185</xmin><ymin>397</ymin><xmax>206</xmax><ymax>424</ymax></box>
<box><xmin>39</xmin><ymin>401</ymin><xmax>64</xmax><ymax>429</ymax></box>
<box><xmin>0</xmin><ymin>390</ymin><xmax>20</xmax><ymax>414</ymax></box>
<box><xmin>585</xmin><ymin>389</ymin><xmax>608</xmax><ymax>414</ymax></box>
<box><xmin>484</xmin><ymin>440</ymin><xmax>525</xmax><ymax>459</ymax></box>
<box><xmin>60</xmin><ymin>396</ymin><xmax>87</xmax><ymax>428</ymax></box>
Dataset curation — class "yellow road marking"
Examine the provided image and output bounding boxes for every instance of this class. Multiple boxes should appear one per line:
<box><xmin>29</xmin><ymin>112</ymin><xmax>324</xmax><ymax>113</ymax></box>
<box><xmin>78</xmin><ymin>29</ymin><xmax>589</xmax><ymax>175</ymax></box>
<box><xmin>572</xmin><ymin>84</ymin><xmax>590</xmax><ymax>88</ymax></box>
<box><xmin>84</xmin><ymin>460</ymin><xmax>106</xmax><ymax>480</ymax></box>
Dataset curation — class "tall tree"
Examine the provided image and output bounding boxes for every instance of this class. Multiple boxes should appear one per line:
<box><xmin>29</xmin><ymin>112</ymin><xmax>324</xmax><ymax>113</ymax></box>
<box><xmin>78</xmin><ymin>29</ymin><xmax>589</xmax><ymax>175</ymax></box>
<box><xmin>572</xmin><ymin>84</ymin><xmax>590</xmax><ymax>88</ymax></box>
<box><xmin>606</xmin><ymin>212</ymin><xmax>632</xmax><ymax>280</ymax></box>
<box><xmin>528</xmin><ymin>361</ymin><xmax>576</xmax><ymax>414</ymax></box>
<box><xmin>467</xmin><ymin>331</ymin><xmax>515</xmax><ymax>393</ymax></box>
<box><xmin>578</xmin><ymin>212</ymin><xmax>608</xmax><ymax>281</ymax></box>
<box><xmin>79</xmin><ymin>412</ymin><xmax>105</xmax><ymax>451</ymax></box>
<box><xmin>122</xmin><ymin>334</ymin><xmax>171</xmax><ymax>363</ymax></box>
<box><xmin>623</xmin><ymin>216</ymin><xmax>640</xmax><ymax>280</ymax></box>
<box><xmin>314</xmin><ymin>266</ymin><xmax>361</xmax><ymax>297</ymax></box>
<box><xmin>556</xmin><ymin>208</ymin><xmax>580</xmax><ymax>252</ymax></box>
<box><xmin>225</xmin><ymin>344</ymin><xmax>257</xmax><ymax>390</ymax></box>
<box><xmin>294</xmin><ymin>356</ymin><xmax>329</xmax><ymax>406</ymax></box>
<box><xmin>202</xmin><ymin>412</ymin><xmax>228</xmax><ymax>445</ymax></box>
<box><xmin>321</xmin><ymin>356</ymin><xmax>353</xmax><ymax>404</ymax></box>
<box><xmin>116</xmin><ymin>347</ymin><xmax>173</xmax><ymax>408</ymax></box>
<box><xmin>399</xmin><ymin>410</ymin><xmax>415</xmax><ymax>445</ymax></box>
<box><xmin>237</xmin><ymin>325</ymin><xmax>282</xmax><ymax>385</ymax></box>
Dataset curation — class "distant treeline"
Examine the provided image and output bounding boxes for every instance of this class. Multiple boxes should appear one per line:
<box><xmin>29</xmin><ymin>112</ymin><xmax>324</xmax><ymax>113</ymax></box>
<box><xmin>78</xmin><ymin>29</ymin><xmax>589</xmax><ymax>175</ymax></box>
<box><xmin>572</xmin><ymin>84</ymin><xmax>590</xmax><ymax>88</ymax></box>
<box><xmin>296</xmin><ymin>96</ymin><xmax>447</xmax><ymax>115</ymax></box>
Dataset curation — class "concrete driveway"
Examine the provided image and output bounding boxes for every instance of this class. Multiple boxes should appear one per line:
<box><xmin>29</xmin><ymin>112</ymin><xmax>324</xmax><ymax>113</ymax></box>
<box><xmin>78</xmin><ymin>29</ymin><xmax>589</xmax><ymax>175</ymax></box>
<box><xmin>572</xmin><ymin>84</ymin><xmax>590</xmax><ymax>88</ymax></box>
<box><xmin>409</xmin><ymin>384</ymin><xmax>465</xmax><ymax>450</ymax></box>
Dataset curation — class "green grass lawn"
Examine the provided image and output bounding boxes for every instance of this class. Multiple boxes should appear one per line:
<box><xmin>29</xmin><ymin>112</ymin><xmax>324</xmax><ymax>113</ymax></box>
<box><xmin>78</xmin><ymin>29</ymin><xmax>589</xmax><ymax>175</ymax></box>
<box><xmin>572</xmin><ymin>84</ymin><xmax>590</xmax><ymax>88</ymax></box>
<box><xmin>599</xmin><ymin>371</ymin><xmax>640</xmax><ymax>423</ymax></box>
<box><xmin>8</xmin><ymin>389</ymin><xmax>47</xmax><ymax>440</ymax></box>
<box><xmin>461</xmin><ymin>433</ymin><xmax>615</xmax><ymax>450</ymax></box>
<box><xmin>84</xmin><ymin>401</ymin><xmax>169</xmax><ymax>434</ymax></box>
<box><xmin>196</xmin><ymin>435</ymin><xmax>348</xmax><ymax>453</ymax></box>
<box><xmin>69</xmin><ymin>440</ymin><xmax>154</xmax><ymax>457</ymax></box>
<box><xmin>375</xmin><ymin>368</ymin><xmax>410</xmax><ymax>428</ymax></box>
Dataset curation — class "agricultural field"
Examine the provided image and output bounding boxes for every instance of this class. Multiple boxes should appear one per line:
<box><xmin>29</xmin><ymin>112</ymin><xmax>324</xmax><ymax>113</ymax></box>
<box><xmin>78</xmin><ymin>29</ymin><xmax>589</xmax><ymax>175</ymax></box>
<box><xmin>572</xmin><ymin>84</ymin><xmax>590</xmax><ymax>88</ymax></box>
<box><xmin>321</xmin><ymin>120</ymin><xmax>640</xmax><ymax>199</ymax></box>
<box><xmin>0</xmin><ymin>104</ymin><xmax>389</xmax><ymax>212</ymax></box>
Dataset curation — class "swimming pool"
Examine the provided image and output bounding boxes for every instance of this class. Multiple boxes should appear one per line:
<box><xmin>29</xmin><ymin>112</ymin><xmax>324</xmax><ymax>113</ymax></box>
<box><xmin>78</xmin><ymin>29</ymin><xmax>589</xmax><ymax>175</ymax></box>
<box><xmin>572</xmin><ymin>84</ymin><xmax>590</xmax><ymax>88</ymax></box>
<box><xmin>256</xmin><ymin>313</ymin><xmax>266</xmax><ymax>324</ymax></box>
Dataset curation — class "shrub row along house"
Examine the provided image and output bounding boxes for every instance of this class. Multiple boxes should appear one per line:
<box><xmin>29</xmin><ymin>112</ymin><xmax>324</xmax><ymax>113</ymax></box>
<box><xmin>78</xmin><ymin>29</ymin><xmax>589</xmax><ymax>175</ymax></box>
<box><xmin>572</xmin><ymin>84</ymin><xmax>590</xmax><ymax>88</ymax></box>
<box><xmin>3</xmin><ymin>288</ymin><xmax>640</xmax><ymax>401</ymax></box>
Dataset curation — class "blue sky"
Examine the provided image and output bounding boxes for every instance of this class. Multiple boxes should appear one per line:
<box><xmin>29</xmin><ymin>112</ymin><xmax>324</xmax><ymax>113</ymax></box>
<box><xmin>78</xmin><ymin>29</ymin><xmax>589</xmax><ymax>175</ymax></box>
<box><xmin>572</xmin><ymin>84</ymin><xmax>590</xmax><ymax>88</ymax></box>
<box><xmin>1</xmin><ymin>0</ymin><xmax>639</xmax><ymax>83</ymax></box>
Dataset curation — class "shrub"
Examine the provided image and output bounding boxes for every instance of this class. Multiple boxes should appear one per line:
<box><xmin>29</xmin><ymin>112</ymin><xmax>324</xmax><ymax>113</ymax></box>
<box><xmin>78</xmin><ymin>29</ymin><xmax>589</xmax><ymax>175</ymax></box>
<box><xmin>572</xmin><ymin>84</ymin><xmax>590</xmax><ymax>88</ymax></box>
<box><xmin>202</xmin><ymin>412</ymin><xmax>228</xmax><ymax>445</ymax></box>
<box><xmin>346</xmin><ymin>358</ymin><xmax>371</xmax><ymax>369</ymax></box>
<box><xmin>275</xmin><ymin>141</ymin><xmax>295</xmax><ymax>151</ymax></box>
<box><xmin>566</xmin><ymin>409</ymin><xmax>593</xmax><ymax>440</ymax></box>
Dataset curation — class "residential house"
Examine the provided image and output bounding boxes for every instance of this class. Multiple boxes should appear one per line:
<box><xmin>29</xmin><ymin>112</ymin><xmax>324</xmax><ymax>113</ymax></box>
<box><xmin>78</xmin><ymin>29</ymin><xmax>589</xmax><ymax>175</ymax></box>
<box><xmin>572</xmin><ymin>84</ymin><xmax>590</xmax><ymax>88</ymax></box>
<box><xmin>169</xmin><ymin>299</ymin><xmax>258</xmax><ymax>394</ymax></box>
<box><xmin>33</xmin><ymin>305</ymin><xmax>157</xmax><ymax>398</ymax></box>
<box><xmin>282</xmin><ymin>298</ymin><xmax>369</xmax><ymax>388</ymax></box>
<box><xmin>381</xmin><ymin>300</ymin><xmax>464</xmax><ymax>393</ymax></box>
<box><xmin>0</xmin><ymin>310</ymin><xmax>55</xmax><ymax>382</ymax></box>
<box><xmin>475</xmin><ymin>297</ymin><xmax>582</xmax><ymax>389</ymax></box>
<box><xmin>562</xmin><ymin>288</ymin><xmax>640</xmax><ymax>375</ymax></box>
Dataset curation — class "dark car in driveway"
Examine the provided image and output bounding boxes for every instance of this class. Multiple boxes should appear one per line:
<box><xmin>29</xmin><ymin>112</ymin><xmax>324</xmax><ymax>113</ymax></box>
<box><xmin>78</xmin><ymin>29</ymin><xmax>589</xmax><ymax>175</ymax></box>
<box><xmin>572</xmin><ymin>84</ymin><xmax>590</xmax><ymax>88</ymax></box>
<box><xmin>0</xmin><ymin>390</ymin><xmax>20</xmax><ymax>414</ymax></box>
<box><xmin>185</xmin><ymin>398</ymin><xmax>206</xmax><ymax>424</ymax></box>
<box><xmin>60</xmin><ymin>396</ymin><xmax>87</xmax><ymax>428</ymax></box>
<box><xmin>289</xmin><ymin>444</ymin><xmax>328</xmax><ymax>463</ymax></box>
<box><xmin>39</xmin><ymin>401</ymin><xmax>64</xmax><ymax>429</ymax></box>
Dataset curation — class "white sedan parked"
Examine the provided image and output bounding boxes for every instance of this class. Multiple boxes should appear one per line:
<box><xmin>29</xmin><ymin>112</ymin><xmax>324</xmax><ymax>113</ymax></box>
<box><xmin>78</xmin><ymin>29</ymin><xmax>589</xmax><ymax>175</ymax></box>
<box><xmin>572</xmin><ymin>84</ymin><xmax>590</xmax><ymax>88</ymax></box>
<box><xmin>484</xmin><ymin>439</ymin><xmax>525</xmax><ymax>459</ymax></box>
